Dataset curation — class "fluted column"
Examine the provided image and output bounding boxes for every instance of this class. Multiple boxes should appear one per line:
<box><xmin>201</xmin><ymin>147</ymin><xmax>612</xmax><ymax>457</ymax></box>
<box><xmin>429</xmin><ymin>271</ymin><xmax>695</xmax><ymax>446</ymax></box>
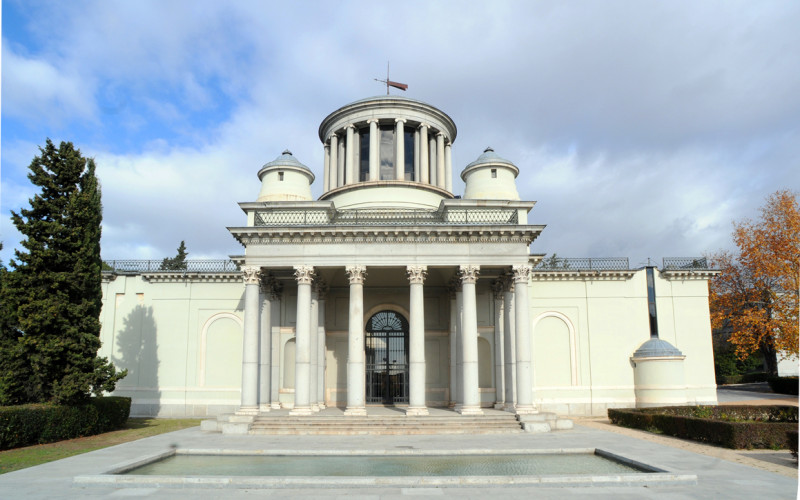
<box><xmin>238</xmin><ymin>266</ymin><xmax>261</xmax><ymax>415</ymax></box>
<box><xmin>419</xmin><ymin>124</ymin><xmax>429</xmax><ymax>184</ymax></box>
<box><xmin>330</xmin><ymin>133</ymin><xmax>340</xmax><ymax>189</ymax></box>
<box><xmin>345</xmin><ymin>124</ymin><xmax>355</xmax><ymax>185</ymax></box>
<box><xmin>492</xmin><ymin>280</ymin><xmax>505</xmax><ymax>409</ymax></box>
<box><xmin>436</xmin><ymin>133</ymin><xmax>445</xmax><ymax>188</ymax></box>
<box><xmin>290</xmin><ymin>266</ymin><xmax>314</xmax><ymax>416</ymax></box>
<box><xmin>316</xmin><ymin>280</ymin><xmax>328</xmax><ymax>408</ymax></box>
<box><xmin>455</xmin><ymin>283</ymin><xmax>463</xmax><ymax>408</ymax></box>
<box><xmin>345</xmin><ymin>265</ymin><xmax>367</xmax><ymax>416</ymax></box>
<box><xmin>406</xmin><ymin>266</ymin><xmax>428</xmax><ymax>415</ymax></box>
<box><xmin>448</xmin><ymin>284</ymin><xmax>457</xmax><ymax>407</ymax></box>
<box><xmin>503</xmin><ymin>276</ymin><xmax>517</xmax><ymax>411</ymax></box>
<box><xmin>513</xmin><ymin>265</ymin><xmax>536</xmax><ymax>414</ymax></box>
<box><xmin>309</xmin><ymin>285</ymin><xmax>319</xmax><ymax>411</ymax></box>
<box><xmin>323</xmin><ymin>143</ymin><xmax>331</xmax><ymax>192</ymax></box>
<box><xmin>368</xmin><ymin>119</ymin><xmax>379</xmax><ymax>181</ymax></box>
<box><xmin>258</xmin><ymin>275</ymin><xmax>275</xmax><ymax>413</ymax></box>
<box><xmin>458</xmin><ymin>265</ymin><xmax>483</xmax><ymax>415</ymax></box>
<box><xmin>445</xmin><ymin>142</ymin><xmax>452</xmax><ymax>192</ymax></box>
<box><xmin>395</xmin><ymin>119</ymin><xmax>406</xmax><ymax>180</ymax></box>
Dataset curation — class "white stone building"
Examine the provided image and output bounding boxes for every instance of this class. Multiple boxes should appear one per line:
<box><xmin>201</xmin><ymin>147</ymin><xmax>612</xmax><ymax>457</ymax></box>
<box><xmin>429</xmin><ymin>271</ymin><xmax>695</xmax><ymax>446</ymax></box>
<box><xmin>99</xmin><ymin>96</ymin><xmax>718</xmax><ymax>418</ymax></box>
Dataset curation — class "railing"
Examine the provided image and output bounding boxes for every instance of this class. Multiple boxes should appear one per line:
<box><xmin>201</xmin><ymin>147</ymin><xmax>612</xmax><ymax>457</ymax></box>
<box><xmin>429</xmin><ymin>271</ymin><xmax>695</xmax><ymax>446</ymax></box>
<box><xmin>662</xmin><ymin>257</ymin><xmax>711</xmax><ymax>270</ymax></box>
<box><xmin>102</xmin><ymin>259</ymin><xmax>240</xmax><ymax>273</ymax></box>
<box><xmin>254</xmin><ymin>207</ymin><xmax>519</xmax><ymax>227</ymax></box>
<box><xmin>534</xmin><ymin>257</ymin><xmax>630</xmax><ymax>271</ymax></box>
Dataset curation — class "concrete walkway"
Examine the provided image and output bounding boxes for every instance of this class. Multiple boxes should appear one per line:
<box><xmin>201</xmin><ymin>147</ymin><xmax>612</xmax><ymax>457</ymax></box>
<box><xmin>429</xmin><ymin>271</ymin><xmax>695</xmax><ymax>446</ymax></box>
<box><xmin>0</xmin><ymin>387</ymin><xmax>797</xmax><ymax>499</ymax></box>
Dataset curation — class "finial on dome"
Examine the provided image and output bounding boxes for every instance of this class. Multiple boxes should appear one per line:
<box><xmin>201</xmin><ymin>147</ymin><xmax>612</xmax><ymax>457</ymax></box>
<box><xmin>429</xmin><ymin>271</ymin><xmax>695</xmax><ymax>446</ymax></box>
<box><xmin>282</xmin><ymin>149</ymin><xmax>293</xmax><ymax>155</ymax></box>
<box><xmin>484</xmin><ymin>146</ymin><xmax>494</xmax><ymax>153</ymax></box>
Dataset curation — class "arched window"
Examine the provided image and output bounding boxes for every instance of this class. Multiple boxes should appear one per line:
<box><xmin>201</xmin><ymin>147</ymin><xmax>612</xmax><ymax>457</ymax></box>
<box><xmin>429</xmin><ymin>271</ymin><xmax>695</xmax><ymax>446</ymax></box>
<box><xmin>365</xmin><ymin>310</ymin><xmax>409</xmax><ymax>404</ymax></box>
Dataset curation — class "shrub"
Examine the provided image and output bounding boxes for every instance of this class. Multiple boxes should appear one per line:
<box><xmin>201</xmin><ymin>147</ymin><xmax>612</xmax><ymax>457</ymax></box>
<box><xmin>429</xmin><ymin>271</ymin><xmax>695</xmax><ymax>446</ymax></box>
<box><xmin>768</xmin><ymin>376</ymin><xmax>799</xmax><ymax>395</ymax></box>
<box><xmin>787</xmin><ymin>430</ymin><xmax>798</xmax><ymax>460</ymax></box>
<box><xmin>608</xmin><ymin>405</ymin><xmax>797</xmax><ymax>449</ymax></box>
<box><xmin>0</xmin><ymin>396</ymin><xmax>130</xmax><ymax>450</ymax></box>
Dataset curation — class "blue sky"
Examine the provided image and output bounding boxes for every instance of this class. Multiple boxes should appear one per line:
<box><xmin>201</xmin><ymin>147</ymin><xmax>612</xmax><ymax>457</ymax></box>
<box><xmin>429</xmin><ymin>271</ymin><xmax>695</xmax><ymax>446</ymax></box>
<box><xmin>2</xmin><ymin>0</ymin><xmax>799</xmax><ymax>266</ymax></box>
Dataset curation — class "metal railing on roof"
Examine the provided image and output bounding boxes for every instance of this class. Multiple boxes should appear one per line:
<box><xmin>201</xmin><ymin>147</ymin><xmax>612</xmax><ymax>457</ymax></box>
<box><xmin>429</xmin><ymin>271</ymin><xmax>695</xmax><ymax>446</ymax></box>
<box><xmin>102</xmin><ymin>259</ymin><xmax>240</xmax><ymax>273</ymax></box>
<box><xmin>254</xmin><ymin>207</ymin><xmax>519</xmax><ymax>227</ymax></box>
<box><xmin>662</xmin><ymin>257</ymin><xmax>711</xmax><ymax>270</ymax></box>
<box><xmin>533</xmin><ymin>257</ymin><xmax>630</xmax><ymax>271</ymax></box>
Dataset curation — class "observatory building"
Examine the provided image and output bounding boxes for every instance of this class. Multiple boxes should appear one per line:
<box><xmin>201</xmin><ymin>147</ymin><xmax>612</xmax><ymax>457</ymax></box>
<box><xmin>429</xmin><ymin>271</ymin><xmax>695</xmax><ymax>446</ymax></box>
<box><xmin>99</xmin><ymin>96</ymin><xmax>718</xmax><ymax>421</ymax></box>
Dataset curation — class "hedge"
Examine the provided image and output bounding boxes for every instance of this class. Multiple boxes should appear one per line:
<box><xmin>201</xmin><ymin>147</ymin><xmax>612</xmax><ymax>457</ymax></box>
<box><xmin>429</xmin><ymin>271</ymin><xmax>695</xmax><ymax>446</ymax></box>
<box><xmin>0</xmin><ymin>396</ymin><xmax>131</xmax><ymax>450</ymax></box>
<box><xmin>716</xmin><ymin>372</ymin><xmax>770</xmax><ymax>385</ymax></box>
<box><xmin>608</xmin><ymin>405</ymin><xmax>798</xmax><ymax>449</ymax></box>
<box><xmin>788</xmin><ymin>430</ymin><xmax>798</xmax><ymax>460</ymax></box>
<box><xmin>768</xmin><ymin>376</ymin><xmax>799</xmax><ymax>395</ymax></box>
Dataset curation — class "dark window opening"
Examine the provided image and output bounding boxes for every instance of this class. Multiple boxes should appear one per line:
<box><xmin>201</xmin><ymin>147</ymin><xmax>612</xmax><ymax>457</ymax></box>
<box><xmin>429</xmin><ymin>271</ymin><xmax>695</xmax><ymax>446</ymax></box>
<box><xmin>491</xmin><ymin>168</ymin><xmax>497</xmax><ymax>178</ymax></box>
<box><xmin>278</xmin><ymin>171</ymin><xmax>284</xmax><ymax>181</ymax></box>
<box><xmin>646</xmin><ymin>267</ymin><xmax>658</xmax><ymax>338</ymax></box>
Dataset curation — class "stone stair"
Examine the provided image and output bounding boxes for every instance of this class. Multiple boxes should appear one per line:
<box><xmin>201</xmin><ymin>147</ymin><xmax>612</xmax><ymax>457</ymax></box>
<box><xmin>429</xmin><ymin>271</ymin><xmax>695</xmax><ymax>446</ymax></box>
<box><xmin>248</xmin><ymin>413</ymin><xmax>524</xmax><ymax>435</ymax></box>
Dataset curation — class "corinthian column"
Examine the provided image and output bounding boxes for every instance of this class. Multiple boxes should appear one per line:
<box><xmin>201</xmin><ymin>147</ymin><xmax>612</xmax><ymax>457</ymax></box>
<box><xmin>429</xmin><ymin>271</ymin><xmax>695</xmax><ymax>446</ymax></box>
<box><xmin>395</xmin><ymin>119</ymin><xmax>406</xmax><ymax>180</ymax></box>
<box><xmin>290</xmin><ymin>265</ymin><xmax>314</xmax><ymax>416</ymax></box>
<box><xmin>458</xmin><ymin>265</ymin><xmax>483</xmax><ymax>415</ymax></box>
<box><xmin>406</xmin><ymin>266</ymin><xmax>428</xmax><ymax>415</ymax></box>
<box><xmin>238</xmin><ymin>266</ymin><xmax>261</xmax><ymax>415</ymax></box>
<box><xmin>513</xmin><ymin>265</ymin><xmax>536</xmax><ymax>414</ymax></box>
<box><xmin>492</xmin><ymin>280</ymin><xmax>505</xmax><ymax>409</ymax></box>
<box><xmin>445</xmin><ymin>142</ymin><xmax>453</xmax><ymax>192</ymax></box>
<box><xmin>323</xmin><ymin>142</ymin><xmax>331</xmax><ymax>192</ymax></box>
<box><xmin>368</xmin><ymin>119</ymin><xmax>379</xmax><ymax>181</ymax></box>
<box><xmin>316</xmin><ymin>280</ymin><xmax>328</xmax><ymax>408</ymax></box>
<box><xmin>309</xmin><ymin>284</ymin><xmax>319</xmax><ymax>411</ymax></box>
<box><xmin>258</xmin><ymin>275</ymin><xmax>276</xmax><ymax>413</ymax></box>
<box><xmin>503</xmin><ymin>275</ymin><xmax>517</xmax><ymax>411</ymax></box>
<box><xmin>345</xmin><ymin>265</ymin><xmax>367</xmax><ymax>416</ymax></box>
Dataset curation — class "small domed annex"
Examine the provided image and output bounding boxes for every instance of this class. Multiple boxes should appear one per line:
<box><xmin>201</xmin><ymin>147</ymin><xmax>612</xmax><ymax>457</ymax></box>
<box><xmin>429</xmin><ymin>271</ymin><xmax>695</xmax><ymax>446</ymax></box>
<box><xmin>256</xmin><ymin>150</ymin><xmax>314</xmax><ymax>202</ymax></box>
<box><xmin>461</xmin><ymin>147</ymin><xmax>521</xmax><ymax>201</ymax></box>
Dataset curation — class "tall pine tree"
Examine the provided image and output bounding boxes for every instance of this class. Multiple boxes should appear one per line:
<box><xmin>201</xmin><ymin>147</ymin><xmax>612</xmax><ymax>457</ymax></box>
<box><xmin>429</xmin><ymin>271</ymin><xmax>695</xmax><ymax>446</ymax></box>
<box><xmin>4</xmin><ymin>140</ymin><xmax>125</xmax><ymax>405</ymax></box>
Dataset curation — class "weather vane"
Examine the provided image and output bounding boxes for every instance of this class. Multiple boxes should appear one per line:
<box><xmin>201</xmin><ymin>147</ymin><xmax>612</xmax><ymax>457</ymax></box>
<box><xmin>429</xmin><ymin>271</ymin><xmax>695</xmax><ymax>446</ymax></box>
<box><xmin>374</xmin><ymin>62</ymin><xmax>408</xmax><ymax>95</ymax></box>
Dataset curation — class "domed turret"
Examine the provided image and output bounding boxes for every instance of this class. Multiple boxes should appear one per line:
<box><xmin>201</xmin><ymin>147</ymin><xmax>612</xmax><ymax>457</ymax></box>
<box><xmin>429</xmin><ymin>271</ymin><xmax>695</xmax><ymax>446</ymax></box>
<box><xmin>256</xmin><ymin>150</ymin><xmax>315</xmax><ymax>202</ymax></box>
<box><xmin>461</xmin><ymin>147</ymin><xmax>520</xmax><ymax>200</ymax></box>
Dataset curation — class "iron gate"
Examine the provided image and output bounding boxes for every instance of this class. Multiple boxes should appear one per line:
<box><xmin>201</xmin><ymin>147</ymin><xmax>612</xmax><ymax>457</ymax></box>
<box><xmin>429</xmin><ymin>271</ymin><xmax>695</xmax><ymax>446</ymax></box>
<box><xmin>365</xmin><ymin>311</ymin><xmax>409</xmax><ymax>404</ymax></box>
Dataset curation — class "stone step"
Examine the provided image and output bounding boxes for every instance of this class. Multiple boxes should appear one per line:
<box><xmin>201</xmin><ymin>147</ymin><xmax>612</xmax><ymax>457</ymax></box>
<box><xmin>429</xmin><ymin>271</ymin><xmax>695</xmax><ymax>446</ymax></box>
<box><xmin>249</xmin><ymin>427</ymin><xmax>523</xmax><ymax>435</ymax></box>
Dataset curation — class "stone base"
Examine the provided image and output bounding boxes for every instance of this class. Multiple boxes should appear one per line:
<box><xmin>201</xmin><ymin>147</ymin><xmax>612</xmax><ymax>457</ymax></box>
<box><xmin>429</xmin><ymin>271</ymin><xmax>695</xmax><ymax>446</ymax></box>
<box><xmin>344</xmin><ymin>407</ymin><xmax>367</xmax><ymax>416</ymax></box>
<box><xmin>258</xmin><ymin>404</ymin><xmax>271</xmax><ymax>414</ymax></box>
<box><xmin>200</xmin><ymin>419</ymin><xmax>219</xmax><ymax>432</ymax></box>
<box><xmin>311</xmin><ymin>403</ymin><xmax>320</xmax><ymax>412</ymax></box>
<box><xmin>289</xmin><ymin>406</ymin><xmax>314</xmax><ymax>416</ymax></box>
<box><xmin>236</xmin><ymin>406</ymin><xmax>259</xmax><ymax>416</ymax></box>
<box><xmin>504</xmin><ymin>403</ymin><xmax>516</xmax><ymax>412</ymax></box>
<box><xmin>405</xmin><ymin>407</ymin><xmax>429</xmax><ymax>416</ymax></box>
<box><xmin>493</xmin><ymin>402</ymin><xmax>506</xmax><ymax>410</ymax></box>
<box><xmin>514</xmin><ymin>405</ymin><xmax>538</xmax><ymax>415</ymax></box>
<box><xmin>516</xmin><ymin>412</ymin><xmax>574</xmax><ymax>433</ymax></box>
<box><xmin>270</xmin><ymin>402</ymin><xmax>282</xmax><ymax>410</ymax></box>
<box><xmin>317</xmin><ymin>403</ymin><xmax>327</xmax><ymax>410</ymax></box>
<box><xmin>456</xmin><ymin>405</ymin><xmax>484</xmax><ymax>416</ymax></box>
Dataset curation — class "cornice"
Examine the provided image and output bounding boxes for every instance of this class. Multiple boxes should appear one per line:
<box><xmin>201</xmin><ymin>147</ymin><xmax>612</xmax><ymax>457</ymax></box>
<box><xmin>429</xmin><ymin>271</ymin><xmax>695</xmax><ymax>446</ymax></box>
<box><xmin>228</xmin><ymin>225</ymin><xmax>544</xmax><ymax>246</ymax></box>
<box><xmin>529</xmin><ymin>270</ymin><xmax>637</xmax><ymax>281</ymax></box>
<box><xmin>660</xmin><ymin>269</ymin><xmax>719</xmax><ymax>280</ymax></box>
<box><xmin>140</xmin><ymin>272</ymin><xmax>242</xmax><ymax>283</ymax></box>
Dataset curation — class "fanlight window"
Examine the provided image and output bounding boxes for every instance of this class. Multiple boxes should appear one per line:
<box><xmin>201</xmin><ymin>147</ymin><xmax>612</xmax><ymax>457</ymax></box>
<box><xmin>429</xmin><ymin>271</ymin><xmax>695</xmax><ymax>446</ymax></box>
<box><xmin>368</xmin><ymin>311</ymin><xmax>407</xmax><ymax>332</ymax></box>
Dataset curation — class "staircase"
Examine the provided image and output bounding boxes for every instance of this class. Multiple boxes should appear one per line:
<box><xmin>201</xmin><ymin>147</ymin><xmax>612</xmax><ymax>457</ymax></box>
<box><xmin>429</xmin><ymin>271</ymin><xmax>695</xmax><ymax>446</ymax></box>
<box><xmin>248</xmin><ymin>413</ymin><xmax>524</xmax><ymax>435</ymax></box>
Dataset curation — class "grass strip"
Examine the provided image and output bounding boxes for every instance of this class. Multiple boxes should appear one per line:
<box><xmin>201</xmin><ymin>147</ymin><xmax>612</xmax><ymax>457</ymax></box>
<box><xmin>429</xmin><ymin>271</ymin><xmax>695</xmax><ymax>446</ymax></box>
<box><xmin>0</xmin><ymin>418</ymin><xmax>200</xmax><ymax>475</ymax></box>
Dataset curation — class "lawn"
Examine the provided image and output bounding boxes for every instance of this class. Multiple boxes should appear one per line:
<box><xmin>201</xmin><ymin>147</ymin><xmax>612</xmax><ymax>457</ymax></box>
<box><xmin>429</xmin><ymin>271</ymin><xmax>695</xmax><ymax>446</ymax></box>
<box><xmin>0</xmin><ymin>418</ymin><xmax>201</xmax><ymax>474</ymax></box>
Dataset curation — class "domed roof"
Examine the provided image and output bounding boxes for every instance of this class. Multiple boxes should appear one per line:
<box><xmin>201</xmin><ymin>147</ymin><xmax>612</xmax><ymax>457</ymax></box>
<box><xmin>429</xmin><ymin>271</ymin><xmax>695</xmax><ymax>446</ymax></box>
<box><xmin>633</xmin><ymin>338</ymin><xmax>684</xmax><ymax>358</ymax></box>
<box><xmin>465</xmin><ymin>147</ymin><xmax>516</xmax><ymax>170</ymax></box>
<box><xmin>260</xmin><ymin>150</ymin><xmax>310</xmax><ymax>171</ymax></box>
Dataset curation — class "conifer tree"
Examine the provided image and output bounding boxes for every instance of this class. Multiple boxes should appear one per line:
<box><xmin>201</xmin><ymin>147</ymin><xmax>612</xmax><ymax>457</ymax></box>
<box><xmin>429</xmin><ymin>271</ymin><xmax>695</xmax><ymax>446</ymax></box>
<box><xmin>4</xmin><ymin>140</ymin><xmax>125</xmax><ymax>404</ymax></box>
<box><xmin>160</xmin><ymin>240</ymin><xmax>189</xmax><ymax>270</ymax></box>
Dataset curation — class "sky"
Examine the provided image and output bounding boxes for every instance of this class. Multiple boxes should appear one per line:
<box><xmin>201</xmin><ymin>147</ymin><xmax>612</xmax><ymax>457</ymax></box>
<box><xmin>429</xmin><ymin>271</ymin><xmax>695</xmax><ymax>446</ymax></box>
<box><xmin>2</xmin><ymin>0</ymin><xmax>799</xmax><ymax>268</ymax></box>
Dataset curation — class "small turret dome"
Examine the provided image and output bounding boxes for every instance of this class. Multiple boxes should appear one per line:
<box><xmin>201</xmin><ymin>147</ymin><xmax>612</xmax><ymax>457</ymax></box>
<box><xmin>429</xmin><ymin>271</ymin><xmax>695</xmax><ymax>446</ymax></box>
<box><xmin>632</xmin><ymin>338</ymin><xmax>684</xmax><ymax>358</ymax></box>
<box><xmin>461</xmin><ymin>147</ymin><xmax>521</xmax><ymax>200</ymax></box>
<box><xmin>256</xmin><ymin>150</ymin><xmax>315</xmax><ymax>202</ymax></box>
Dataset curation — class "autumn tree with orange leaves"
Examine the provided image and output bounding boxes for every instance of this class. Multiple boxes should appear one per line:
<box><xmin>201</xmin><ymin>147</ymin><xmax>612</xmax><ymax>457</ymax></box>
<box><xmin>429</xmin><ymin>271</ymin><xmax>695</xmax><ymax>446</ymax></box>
<box><xmin>709</xmin><ymin>190</ymin><xmax>799</xmax><ymax>376</ymax></box>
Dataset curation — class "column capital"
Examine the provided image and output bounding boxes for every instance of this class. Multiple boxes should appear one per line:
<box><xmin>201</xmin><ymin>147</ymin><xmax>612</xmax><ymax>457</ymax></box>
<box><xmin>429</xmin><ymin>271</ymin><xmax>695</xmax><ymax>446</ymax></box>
<box><xmin>294</xmin><ymin>265</ymin><xmax>315</xmax><ymax>285</ymax></box>
<box><xmin>313</xmin><ymin>277</ymin><xmax>329</xmax><ymax>299</ymax></box>
<box><xmin>367</xmin><ymin>118</ymin><xmax>379</xmax><ymax>125</ymax></box>
<box><xmin>345</xmin><ymin>123</ymin><xmax>356</xmax><ymax>130</ymax></box>
<box><xmin>329</xmin><ymin>131</ymin><xmax>339</xmax><ymax>141</ymax></box>
<box><xmin>242</xmin><ymin>266</ymin><xmax>261</xmax><ymax>285</ymax></box>
<box><xmin>492</xmin><ymin>279</ymin><xmax>505</xmax><ymax>300</ymax></box>
<box><xmin>406</xmin><ymin>265</ymin><xmax>427</xmax><ymax>284</ymax></box>
<box><xmin>459</xmin><ymin>265</ymin><xmax>480</xmax><ymax>284</ymax></box>
<box><xmin>395</xmin><ymin>118</ymin><xmax>407</xmax><ymax>124</ymax></box>
<box><xmin>512</xmin><ymin>265</ymin><xmax>532</xmax><ymax>284</ymax></box>
<box><xmin>345</xmin><ymin>265</ymin><xmax>367</xmax><ymax>284</ymax></box>
<box><xmin>436</xmin><ymin>132</ymin><xmax>444</xmax><ymax>138</ymax></box>
<box><xmin>324</xmin><ymin>142</ymin><xmax>331</xmax><ymax>151</ymax></box>
<box><xmin>418</xmin><ymin>123</ymin><xmax>429</xmax><ymax>131</ymax></box>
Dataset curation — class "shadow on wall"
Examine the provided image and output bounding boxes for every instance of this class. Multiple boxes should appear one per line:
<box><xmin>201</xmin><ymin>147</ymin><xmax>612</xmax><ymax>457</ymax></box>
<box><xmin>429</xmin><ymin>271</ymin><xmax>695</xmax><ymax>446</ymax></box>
<box><xmin>114</xmin><ymin>305</ymin><xmax>160</xmax><ymax>416</ymax></box>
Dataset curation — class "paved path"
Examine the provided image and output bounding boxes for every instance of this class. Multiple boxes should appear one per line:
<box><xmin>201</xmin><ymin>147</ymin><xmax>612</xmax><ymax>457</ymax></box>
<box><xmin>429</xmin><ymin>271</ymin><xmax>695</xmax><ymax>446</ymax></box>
<box><xmin>0</xmin><ymin>386</ymin><xmax>797</xmax><ymax>499</ymax></box>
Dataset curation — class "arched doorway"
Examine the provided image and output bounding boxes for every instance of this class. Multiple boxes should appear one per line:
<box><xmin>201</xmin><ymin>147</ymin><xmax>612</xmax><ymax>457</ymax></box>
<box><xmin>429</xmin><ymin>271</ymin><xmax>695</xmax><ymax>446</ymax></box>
<box><xmin>365</xmin><ymin>310</ymin><xmax>409</xmax><ymax>404</ymax></box>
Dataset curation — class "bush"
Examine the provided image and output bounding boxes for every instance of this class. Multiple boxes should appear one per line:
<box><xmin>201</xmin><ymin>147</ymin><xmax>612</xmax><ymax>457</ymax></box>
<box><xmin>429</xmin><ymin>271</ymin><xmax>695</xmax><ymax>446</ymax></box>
<box><xmin>0</xmin><ymin>396</ymin><xmax>130</xmax><ymax>450</ymax></box>
<box><xmin>787</xmin><ymin>430</ymin><xmax>798</xmax><ymax>460</ymax></box>
<box><xmin>608</xmin><ymin>405</ymin><xmax>797</xmax><ymax>449</ymax></box>
<box><xmin>716</xmin><ymin>372</ymin><xmax>770</xmax><ymax>385</ymax></box>
<box><xmin>768</xmin><ymin>376</ymin><xmax>799</xmax><ymax>395</ymax></box>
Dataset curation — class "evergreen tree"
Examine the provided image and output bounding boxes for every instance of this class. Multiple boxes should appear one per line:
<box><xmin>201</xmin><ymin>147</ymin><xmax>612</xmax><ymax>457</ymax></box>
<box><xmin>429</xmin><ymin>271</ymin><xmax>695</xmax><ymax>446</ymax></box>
<box><xmin>4</xmin><ymin>140</ymin><xmax>125</xmax><ymax>404</ymax></box>
<box><xmin>160</xmin><ymin>241</ymin><xmax>188</xmax><ymax>270</ymax></box>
